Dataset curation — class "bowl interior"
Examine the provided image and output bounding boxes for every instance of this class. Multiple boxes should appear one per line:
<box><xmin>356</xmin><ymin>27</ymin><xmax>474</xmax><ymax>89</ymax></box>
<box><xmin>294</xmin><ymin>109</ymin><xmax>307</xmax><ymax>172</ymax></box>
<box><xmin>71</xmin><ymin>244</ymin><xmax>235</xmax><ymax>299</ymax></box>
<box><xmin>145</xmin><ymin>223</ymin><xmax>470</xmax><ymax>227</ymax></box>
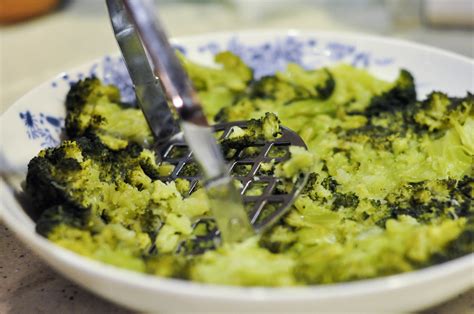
<box><xmin>1</xmin><ymin>30</ymin><xmax>473</xmax><ymax>312</ymax></box>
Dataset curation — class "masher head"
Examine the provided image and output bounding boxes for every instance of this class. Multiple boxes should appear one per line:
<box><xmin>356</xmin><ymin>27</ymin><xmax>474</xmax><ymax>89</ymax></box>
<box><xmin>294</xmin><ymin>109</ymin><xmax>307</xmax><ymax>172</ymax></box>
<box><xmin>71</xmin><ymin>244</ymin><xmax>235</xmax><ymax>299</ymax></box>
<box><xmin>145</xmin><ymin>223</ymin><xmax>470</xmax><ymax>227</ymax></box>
<box><xmin>155</xmin><ymin>121</ymin><xmax>309</xmax><ymax>254</ymax></box>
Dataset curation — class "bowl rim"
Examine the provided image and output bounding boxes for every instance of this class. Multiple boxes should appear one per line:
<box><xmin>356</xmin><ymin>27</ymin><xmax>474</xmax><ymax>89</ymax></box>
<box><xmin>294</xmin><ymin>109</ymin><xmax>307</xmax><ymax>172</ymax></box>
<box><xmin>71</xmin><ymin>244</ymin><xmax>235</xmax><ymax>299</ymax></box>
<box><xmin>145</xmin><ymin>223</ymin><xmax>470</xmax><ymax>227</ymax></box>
<box><xmin>1</xmin><ymin>29</ymin><xmax>473</xmax><ymax>301</ymax></box>
<box><xmin>170</xmin><ymin>28</ymin><xmax>474</xmax><ymax>64</ymax></box>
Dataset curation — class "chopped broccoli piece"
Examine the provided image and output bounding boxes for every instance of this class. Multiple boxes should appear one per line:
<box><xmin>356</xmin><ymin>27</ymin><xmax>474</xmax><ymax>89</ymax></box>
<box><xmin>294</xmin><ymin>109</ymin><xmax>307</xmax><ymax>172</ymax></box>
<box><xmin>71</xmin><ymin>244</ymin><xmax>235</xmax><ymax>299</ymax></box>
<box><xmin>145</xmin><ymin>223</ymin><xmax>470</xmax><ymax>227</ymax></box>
<box><xmin>293</xmin><ymin>216</ymin><xmax>466</xmax><ymax>284</ymax></box>
<box><xmin>48</xmin><ymin>223</ymin><xmax>151</xmax><ymax>272</ymax></box>
<box><xmin>65</xmin><ymin>77</ymin><xmax>120</xmax><ymax>135</ymax></box>
<box><xmin>363</xmin><ymin>69</ymin><xmax>416</xmax><ymax>116</ymax></box>
<box><xmin>26</xmin><ymin>141</ymin><xmax>83</xmax><ymax>210</ymax></box>
<box><xmin>414</xmin><ymin>92</ymin><xmax>473</xmax><ymax>132</ymax></box>
<box><xmin>36</xmin><ymin>202</ymin><xmax>90</xmax><ymax>237</ymax></box>
<box><xmin>275</xmin><ymin>146</ymin><xmax>313</xmax><ymax>178</ymax></box>
<box><xmin>332</xmin><ymin>192</ymin><xmax>359</xmax><ymax>210</ymax></box>
<box><xmin>190</xmin><ymin>238</ymin><xmax>296</xmax><ymax>286</ymax></box>
<box><xmin>430</xmin><ymin>217</ymin><xmax>474</xmax><ymax>264</ymax></box>
<box><xmin>65</xmin><ymin>77</ymin><xmax>153</xmax><ymax>149</ymax></box>
<box><xmin>219</xmin><ymin>112</ymin><xmax>282</xmax><ymax>154</ymax></box>
<box><xmin>179</xmin><ymin>163</ymin><xmax>201</xmax><ymax>177</ymax></box>
<box><xmin>146</xmin><ymin>254</ymin><xmax>190</xmax><ymax>278</ymax></box>
<box><xmin>180</xmin><ymin>51</ymin><xmax>252</xmax><ymax>119</ymax></box>
<box><xmin>276</xmin><ymin>64</ymin><xmax>335</xmax><ymax>100</ymax></box>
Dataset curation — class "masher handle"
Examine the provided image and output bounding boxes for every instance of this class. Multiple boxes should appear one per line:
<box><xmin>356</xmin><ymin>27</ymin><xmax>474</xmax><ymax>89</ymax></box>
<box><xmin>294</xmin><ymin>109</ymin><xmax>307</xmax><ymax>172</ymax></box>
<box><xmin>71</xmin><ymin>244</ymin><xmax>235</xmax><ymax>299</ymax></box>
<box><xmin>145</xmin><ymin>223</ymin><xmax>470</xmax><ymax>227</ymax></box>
<box><xmin>106</xmin><ymin>0</ymin><xmax>179</xmax><ymax>143</ymax></box>
<box><xmin>122</xmin><ymin>0</ymin><xmax>208</xmax><ymax>127</ymax></box>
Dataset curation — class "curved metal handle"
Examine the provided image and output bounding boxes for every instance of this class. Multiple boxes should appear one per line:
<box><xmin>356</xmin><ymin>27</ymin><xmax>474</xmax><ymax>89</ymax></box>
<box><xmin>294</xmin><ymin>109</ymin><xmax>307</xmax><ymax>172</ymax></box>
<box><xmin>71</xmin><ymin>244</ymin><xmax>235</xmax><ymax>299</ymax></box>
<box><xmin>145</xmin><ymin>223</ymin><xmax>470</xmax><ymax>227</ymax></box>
<box><xmin>122</xmin><ymin>0</ymin><xmax>208</xmax><ymax>126</ymax></box>
<box><xmin>107</xmin><ymin>0</ymin><xmax>254</xmax><ymax>243</ymax></box>
<box><xmin>106</xmin><ymin>0</ymin><xmax>179</xmax><ymax>143</ymax></box>
<box><xmin>119</xmin><ymin>0</ymin><xmax>229</xmax><ymax>180</ymax></box>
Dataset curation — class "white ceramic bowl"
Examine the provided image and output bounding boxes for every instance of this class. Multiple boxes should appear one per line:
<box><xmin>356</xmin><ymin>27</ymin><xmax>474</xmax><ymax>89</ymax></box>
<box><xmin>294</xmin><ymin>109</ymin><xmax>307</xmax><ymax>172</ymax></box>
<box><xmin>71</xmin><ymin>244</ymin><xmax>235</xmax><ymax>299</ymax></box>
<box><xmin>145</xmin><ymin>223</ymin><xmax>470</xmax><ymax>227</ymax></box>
<box><xmin>1</xmin><ymin>30</ymin><xmax>473</xmax><ymax>313</ymax></box>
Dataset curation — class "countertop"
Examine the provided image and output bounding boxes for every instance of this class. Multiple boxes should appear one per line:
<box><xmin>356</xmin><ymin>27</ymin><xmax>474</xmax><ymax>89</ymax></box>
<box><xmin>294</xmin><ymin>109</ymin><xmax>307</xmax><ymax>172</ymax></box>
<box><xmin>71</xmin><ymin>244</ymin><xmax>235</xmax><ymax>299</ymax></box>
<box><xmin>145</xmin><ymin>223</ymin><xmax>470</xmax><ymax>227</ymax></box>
<box><xmin>1</xmin><ymin>0</ymin><xmax>473</xmax><ymax>313</ymax></box>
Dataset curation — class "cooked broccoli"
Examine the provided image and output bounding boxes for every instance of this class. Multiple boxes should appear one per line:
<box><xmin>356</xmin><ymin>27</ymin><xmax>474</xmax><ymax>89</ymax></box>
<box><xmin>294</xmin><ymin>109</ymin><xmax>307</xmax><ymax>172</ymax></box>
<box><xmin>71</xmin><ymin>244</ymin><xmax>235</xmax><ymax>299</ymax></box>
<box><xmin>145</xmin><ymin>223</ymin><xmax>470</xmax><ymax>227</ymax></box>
<box><xmin>190</xmin><ymin>238</ymin><xmax>296</xmax><ymax>286</ymax></box>
<box><xmin>363</xmin><ymin>69</ymin><xmax>416</xmax><ymax>116</ymax></box>
<box><xmin>66</xmin><ymin>77</ymin><xmax>153</xmax><ymax>149</ymax></box>
<box><xmin>378</xmin><ymin>176</ymin><xmax>473</xmax><ymax>225</ymax></box>
<box><xmin>431</xmin><ymin>217</ymin><xmax>474</xmax><ymax>264</ymax></box>
<box><xmin>248</xmin><ymin>75</ymin><xmax>311</xmax><ymax>101</ymax></box>
<box><xmin>26</xmin><ymin>138</ymin><xmax>144</xmax><ymax>218</ymax></box>
<box><xmin>292</xmin><ymin>215</ymin><xmax>466</xmax><ymax>284</ymax></box>
<box><xmin>179</xmin><ymin>51</ymin><xmax>252</xmax><ymax>119</ymax></box>
<box><xmin>36</xmin><ymin>202</ymin><xmax>90</xmax><ymax>237</ymax></box>
<box><xmin>414</xmin><ymin>92</ymin><xmax>473</xmax><ymax>132</ymax></box>
<box><xmin>214</xmin><ymin>64</ymin><xmax>393</xmax><ymax>136</ymax></box>
<box><xmin>26</xmin><ymin>135</ymin><xmax>214</xmax><ymax>260</ymax></box>
<box><xmin>26</xmin><ymin>142</ymin><xmax>82</xmax><ymax>210</ymax></box>
<box><xmin>179</xmin><ymin>162</ymin><xmax>201</xmax><ymax>177</ymax></box>
<box><xmin>65</xmin><ymin>77</ymin><xmax>120</xmax><ymax>135</ymax></box>
<box><xmin>275</xmin><ymin>146</ymin><xmax>313</xmax><ymax>178</ymax></box>
<box><xmin>332</xmin><ymin>192</ymin><xmax>359</xmax><ymax>210</ymax></box>
<box><xmin>276</xmin><ymin>64</ymin><xmax>335</xmax><ymax>100</ymax></box>
<box><xmin>219</xmin><ymin>112</ymin><xmax>282</xmax><ymax>153</ymax></box>
<box><xmin>27</xmin><ymin>50</ymin><xmax>474</xmax><ymax>287</ymax></box>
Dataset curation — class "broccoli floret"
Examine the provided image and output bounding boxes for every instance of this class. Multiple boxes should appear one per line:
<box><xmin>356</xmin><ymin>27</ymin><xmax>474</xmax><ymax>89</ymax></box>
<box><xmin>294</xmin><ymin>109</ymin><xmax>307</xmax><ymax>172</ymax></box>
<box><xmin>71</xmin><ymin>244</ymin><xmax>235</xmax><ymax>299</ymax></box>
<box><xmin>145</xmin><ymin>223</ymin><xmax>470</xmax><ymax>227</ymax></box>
<box><xmin>146</xmin><ymin>254</ymin><xmax>190</xmax><ymax>279</ymax></box>
<box><xmin>248</xmin><ymin>75</ymin><xmax>311</xmax><ymax>101</ymax></box>
<box><xmin>179</xmin><ymin>163</ymin><xmax>201</xmax><ymax>177</ymax></box>
<box><xmin>275</xmin><ymin>146</ymin><xmax>313</xmax><ymax>178</ymax></box>
<box><xmin>138</xmin><ymin>149</ymin><xmax>175</xmax><ymax>180</ymax></box>
<box><xmin>414</xmin><ymin>92</ymin><xmax>473</xmax><ymax>132</ymax></box>
<box><xmin>214</xmin><ymin>64</ymin><xmax>336</xmax><ymax>122</ymax></box>
<box><xmin>430</xmin><ymin>218</ymin><xmax>474</xmax><ymax>263</ymax></box>
<box><xmin>364</xmin><ymin>69</ymin><xmax>416</xmax><ymax>116</ymax></box>
<box><xmin>65</xmin><ymin>77</ymin><xmax>153</xmax><ymax>149</ymax></box>
<box><xmin>179</xmin><ymin>51</ymin><xmax>253</xmax><ymax>119</ymax></box>
<box><xmin>28</xmin><ymin>135</ymin><xmax>214</xmax><ymax>259</ymax></box>
<box><xmin>26</xmin><ymin>141</ymin><xmax>83</xmax><ymax>211</ymax></box>
<box><xmin>247</xmin><ymin>65</ymin><xmax>335</xmax><ymax>104</ymax></box>
<box><xmin>332</xmin><ymin>192</ymin><xmax>359</xmax><ymax>210</ymax></box>
<box><xmin>380</xmin><ymin>177</ymin><xmax>473</xmax><ymax>225</ymax></box>
<box><xmin>219</xmin><ymin>113</ymin><xmax>282</xmax><ymax>153</ymax></box>
<box><xmin>26</xmin><ymin>137</ymin><xmax>155</xmax><ymax>221</ymax></box>
<box><xmin>260</xmin><ymin>112</ymin><xmax>282</xmax><ymax>140</ymax></box>
<box><xmin>244</xmin><ymin>112</ymin><xmax>282</xmax><ymax>141</ymax></box>
<box><xmin>65</xmin><ymin>77</ymin><xmax>120</xmax><ymax>136</ymax></box>
<box><xmin>276</xmin><ymin>65</ymin><xmax>335</xmax><ymax>100</ymax></box>
<box><xmin>36</xmin><ymin>202</ymin><xmax>90</xmax><ymax>237</ymax></box>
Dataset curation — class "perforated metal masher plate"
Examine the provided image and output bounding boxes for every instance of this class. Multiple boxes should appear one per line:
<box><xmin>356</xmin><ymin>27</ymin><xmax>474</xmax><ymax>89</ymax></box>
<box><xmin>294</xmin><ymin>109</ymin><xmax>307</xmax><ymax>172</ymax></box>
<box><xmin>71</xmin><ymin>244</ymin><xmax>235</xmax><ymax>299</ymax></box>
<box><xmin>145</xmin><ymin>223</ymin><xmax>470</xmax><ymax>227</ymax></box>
<box><xmin>154</xmin><ymin>121</ymin><xmax>309</xmax><ymax>254</ymax></box>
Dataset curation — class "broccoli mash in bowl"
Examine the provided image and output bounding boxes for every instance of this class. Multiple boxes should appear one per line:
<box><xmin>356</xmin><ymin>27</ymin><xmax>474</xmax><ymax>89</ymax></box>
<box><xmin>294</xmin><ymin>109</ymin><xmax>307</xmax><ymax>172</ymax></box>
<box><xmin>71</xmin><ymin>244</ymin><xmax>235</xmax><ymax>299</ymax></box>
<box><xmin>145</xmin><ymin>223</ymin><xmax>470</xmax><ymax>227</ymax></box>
<box><xmin>1</xmin><ymin>31</ymin><xmax>472</xmax><ymax>312</ymax></box>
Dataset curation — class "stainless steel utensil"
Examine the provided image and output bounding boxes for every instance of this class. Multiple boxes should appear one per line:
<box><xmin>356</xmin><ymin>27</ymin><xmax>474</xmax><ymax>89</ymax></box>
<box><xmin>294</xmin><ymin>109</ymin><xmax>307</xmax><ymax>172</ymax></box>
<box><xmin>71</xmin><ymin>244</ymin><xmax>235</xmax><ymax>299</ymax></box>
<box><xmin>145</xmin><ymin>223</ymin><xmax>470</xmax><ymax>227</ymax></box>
<box><xmin>106</xmin><ymin>0</ymin><xmax>309</xmax><ymax>250</ymax></box>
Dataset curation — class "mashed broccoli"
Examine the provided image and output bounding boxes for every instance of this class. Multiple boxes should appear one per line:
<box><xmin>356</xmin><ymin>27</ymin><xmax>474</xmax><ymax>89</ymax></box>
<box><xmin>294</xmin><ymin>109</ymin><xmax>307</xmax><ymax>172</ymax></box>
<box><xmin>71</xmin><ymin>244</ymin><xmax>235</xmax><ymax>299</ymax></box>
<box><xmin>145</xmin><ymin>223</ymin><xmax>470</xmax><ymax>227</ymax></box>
<box><xmin>27</xmin><ymin>51</ymin><xmax>473</xmax><ymax>286</ymax></box>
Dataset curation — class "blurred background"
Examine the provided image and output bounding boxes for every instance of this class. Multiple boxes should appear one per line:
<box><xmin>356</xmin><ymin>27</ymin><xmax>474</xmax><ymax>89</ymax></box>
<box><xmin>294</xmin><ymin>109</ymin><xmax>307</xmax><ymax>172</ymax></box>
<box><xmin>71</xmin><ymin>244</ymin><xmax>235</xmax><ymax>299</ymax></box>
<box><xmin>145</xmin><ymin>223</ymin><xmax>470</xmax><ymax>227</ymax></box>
<box><xmin>0</xmin><ymin>0</ymin><xmax>473</xmax><ymax>313</ymax></box>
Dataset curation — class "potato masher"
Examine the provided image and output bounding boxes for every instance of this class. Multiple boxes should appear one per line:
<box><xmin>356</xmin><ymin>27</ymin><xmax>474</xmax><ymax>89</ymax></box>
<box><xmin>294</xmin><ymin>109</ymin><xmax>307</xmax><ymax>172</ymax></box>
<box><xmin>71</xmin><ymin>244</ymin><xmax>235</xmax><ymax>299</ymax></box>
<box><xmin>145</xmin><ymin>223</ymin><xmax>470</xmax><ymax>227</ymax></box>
<box><xmin>106</xmin><ymin>0</ymin><xmax>309</xmax><ymax>249</ymax></box>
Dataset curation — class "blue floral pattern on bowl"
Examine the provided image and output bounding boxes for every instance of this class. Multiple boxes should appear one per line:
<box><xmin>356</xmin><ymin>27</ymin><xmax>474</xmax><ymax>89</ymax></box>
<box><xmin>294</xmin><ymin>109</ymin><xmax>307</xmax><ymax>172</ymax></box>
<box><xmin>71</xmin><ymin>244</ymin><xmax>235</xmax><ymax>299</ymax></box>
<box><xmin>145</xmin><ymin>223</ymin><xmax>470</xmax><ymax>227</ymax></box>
<box><xmin>19</xmin><ymin>111</ymin><xmax>64</xmax><ymax>147</ymax></box>
<box><xmin>25</xmin><ymin>35</ymin><xmax>394</xmax><ymax>148</ymax></box>
<box><xmin>200</xmin><ymin>36</ymin><xmax>393</xmax><ymax>78</ymax></box>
